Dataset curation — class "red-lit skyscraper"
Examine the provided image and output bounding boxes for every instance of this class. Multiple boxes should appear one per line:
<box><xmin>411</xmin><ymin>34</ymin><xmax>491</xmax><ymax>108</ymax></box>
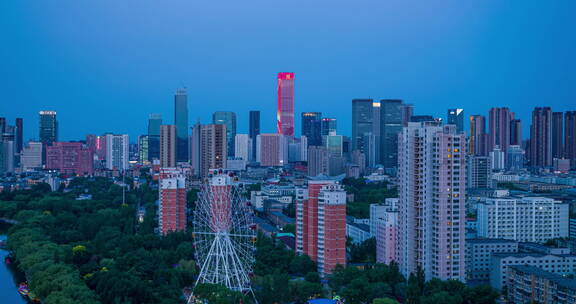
<box><xmin>277</xmin><ymin>72</ymin><xmax>295</xmax><ymax>137</ymax></box>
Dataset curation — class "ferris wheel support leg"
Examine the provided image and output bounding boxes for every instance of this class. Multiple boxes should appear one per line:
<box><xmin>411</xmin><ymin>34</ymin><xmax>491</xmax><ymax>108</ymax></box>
<box><xmin>187</xmin><ymin>234</ymin><xmax>218</xmax><ymax>304</ymax></box>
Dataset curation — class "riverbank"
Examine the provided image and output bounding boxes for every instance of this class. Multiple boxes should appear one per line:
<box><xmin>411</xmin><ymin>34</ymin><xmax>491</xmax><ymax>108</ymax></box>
<box><xmin>0</xmin><ymin>235</ymin><xmax>27</xmax><ymax>304</ymax></box>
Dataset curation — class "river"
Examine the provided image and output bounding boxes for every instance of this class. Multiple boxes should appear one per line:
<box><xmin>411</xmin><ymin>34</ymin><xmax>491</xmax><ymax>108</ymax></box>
<box><xmin>0</xmin><ymin>235</ymin><xmax>27</xmax><ymax>304</ymax></box>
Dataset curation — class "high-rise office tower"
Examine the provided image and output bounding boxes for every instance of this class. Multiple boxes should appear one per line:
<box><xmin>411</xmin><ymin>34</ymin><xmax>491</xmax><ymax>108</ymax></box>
<box><xmin>296</xmin><ymin>180</ymin><xmax>347</xmax><ymax>276</ymax></box>
<box><xmin>86</xmin><ymin>134</ymin><xmax>97</xmax><ymax>152</ymax></box>
<box><xmin>447</xmin><ymin>108</ymin><xmax>464</xmax><ymax>133</ymax></box>
<box><xmin>308</xmin><ymin>145</ymin><xmax>328</xmax><ymax>176</ymax></box>
<box><xmin>39</xmin><ymin>111</ymin><xmax>58</xmax><ymax>145</ymax></box>
<box><xmin>200</xmin><ymin>124</ymin><xmax>227</xmax><ymax>177</ymax></box>
<box><xmin>410</xmin><ymin>115</ymin><xmax>436</xmax><ymax>123</ymax></box>
<box><xmin>401</xmin><ymin>104</ymin><xmax>414</xmax><ymax>127</ymax></box>
<box><xmin>530</xmin><ymin>107</ymin><xmax>553</xmax><ymax>167</ymax></box>
<box><xmin>371</xmin><ymin>101</ymin><xmax>381</xmax><ymax>165</ymax></box>
<box><xmin>506</xmin><ymin>145</ymin><xmax>525</xmax><ymax>172</ymax></box>
<box><xmin>321</xmin><ymin>118</ymin><xmax>337</xmax><ymax>136</ymax></box>
<box><xmin>15</xmin><ymin>118</ymin><xmax>23</xmax><ymax>154</ymax></box>
<box><xmin>467</xmin><ymin>156</ymin><xmax>491</xmax><ymax>189</ymax></box>
<box><xmin>510</xmin><ymin>119</ymin><xmax>522</xmax><ymax>146</ymax></box>
<box><xmin>351</xmin><ymin>99</ymin><xmax>374</xmax><ymax>153</ymax></box>
<box><xmin>397</xmin><ymin>122</ymin><xmax>466</xmax><ymax>281</ymax></box>
<box><xmin>174</xmin><ymin>88</ymin><xmax>189</xmax><ymax>162</ymax></box>
<box><xmin>105</xmin><ymin>134</ymin><xmax>129</xmax><ymax>171</ymax></box>
<box><xmin>0</xmin><ymin>139</ymin><xmax>14</xmax><ymax>174</ymax></box>
<box><xmin>95</xmin><ymin>135</ymin><xmax>107</xmax><ymax>162</ymax></box>
<box><xmin>39</xmin><ymin>111</ymin><xmax>58</xmax><ymax>165</ymax></box>
<box><xmin>380</xmin><ymin>99</ymin><xmax>404</xmax><ymax>169</ymax></box>
<box><xmin>148</xmin><ymin>114</ymin><xmax>162</xmax><ymax>161</ymax></box>
<box><xmin>469</xmin><ymin>115</ymin><xmax>488</xmax><ymax>156</ymax></box>
<box><xmin>488</xmin><ymin>107</ymin><xmax>514</xmax><ymax>153</ymax></box>
<box><xmin>249</xmin><ymin>111</ymin><xmax>260</xmax><ymax>161</ymax></box>
<box><xmin>213</xmin><ymin>111</ymin><xmax>237</xmax><ymax>157</ymax></box>
<box><xmin>326</xmin><ymin>134</ymin><xmax>345</xmax><ymax>176</ymax></box>
<box><xmin>256</xmin><ymin>134</ymin><xmax>288</xmax><ymax>167</ymax></box>
<box><xmin>190</xmin><ymin>122</ymin><xmax>202</xmax><ymax>175</ymax></box>
<box><xmin>490</xmin><ymin>146</ymin><xmax>505</xmax><ymax>171</ymax></box>
<box><xmin>288</xmin><ymin>137</ymin><xmax>307</xmax><ymax>163</ymax></box>
<box><xmin>301</xmin><ymin>112</ymin><xmax>322</xmax><ymax>146</ymax></box>
<box><xmin>234</xmin><ymin>134</ymin><xmax>251</xmax><ymax>161</ymax></box>
<box><xmin>20</xmin><ymin>142</ymin><xmax>42</xmax><ymax>171</ymax></box>
<box><xmin>148</xmin><ymin>113</ymin><xmax>162</xmax><ymax>135</ymax></box>
<box><xmin>0</xmin><ymin>117</ymin><xmax>5</xmax><ymax>134</ymax></box>
<box><xmin>138</xmin><ymin>135</ymin><xmax>149</xmax><ymax>164</ymax></box>
<box><xmin>552</xmin><ymin>112</ymin><xmax>564</xmax><ymax>159</ymax></box>
<box><xmin>325</xmin><ymin>134</ymin><xmax>343</xmax><ymax>157</ymax></box>
<box><xmin>46</xmin><ymin>142</ymin><xmax>93</xmax><ymax>175</ymax></box>
<box><xmin>159</xmin><ymin>168</ymin><xmax>187</xmax><ymax>236</ymax></box>
<box><xmin>160</xmin><ymin>125</ymin><xmax>177</xmax><ymax>168</ymax></box>
<box><xmin>277</xmin><ymin>72</ymin><xmax>295</xmax><ymax>137</ymax></box>
<box><xmin>566</xmin><ymin>111</ymin><xmax>576</xmax><ymax>163</ymax></box>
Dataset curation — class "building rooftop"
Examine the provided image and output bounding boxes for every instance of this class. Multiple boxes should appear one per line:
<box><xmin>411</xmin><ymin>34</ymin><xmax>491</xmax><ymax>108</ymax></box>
<box><xmin>269</xmin><ymin>211</ymin><xmax>295</xmax><ymax>224</ymax></box>
<box><xmin>346</xmin><ymin>219</ymin><xmax>370</xmax><ymax>232</ymax></box>
<box><xmin>492</xmin><ymin>252</ymin><xmax>547</xmax><ymax>258</ymax></box>
<box><xmin>510</xmin><ymin>265</ymin><xmax>576</xmax><ymax>290</ymax></box>
<box><xmin>308</xmin><ymin>174</ymin><xmax>346</xmax><ymax>181</ymax></box>
<box><xmin>467</xmin><ymin>238</ymin><xmax>517</xmax><ymax>244</ymax></box>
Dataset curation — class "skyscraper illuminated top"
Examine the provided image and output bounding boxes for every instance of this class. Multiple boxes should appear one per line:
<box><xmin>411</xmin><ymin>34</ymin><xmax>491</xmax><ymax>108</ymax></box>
<box><xmin>277</xmin><ymin>72</ymin><xmax>294</xmax><ymax>137</ymax></box>
<box><xmin>39</xmin><ymin>111</ymin><xmax>58</xmax><ymax>146</ymax></box>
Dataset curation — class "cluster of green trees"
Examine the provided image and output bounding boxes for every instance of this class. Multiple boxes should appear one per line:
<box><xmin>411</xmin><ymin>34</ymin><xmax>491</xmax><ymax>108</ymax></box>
<box><xmin>329</xmin><ymin>265</ymin><xmax>499</xmax><ymax>304</ymax></box>
<box><xmin>342</xmin><ymin>178</ymin><xmax>397</xmax><ymax>218</ymax></box>
<box><xmin>349</xmin><ymin>237</ymin><xmax>377</xmax><ymax>263</ymax></box>
<box><xmin>252</xmin><ymin>233</ymin><xmax>323</xmax><ymax>303</ymax></box>
<box><xmin>0</xmin><ymin>178</ymin><xmax>195</xmax><ymax>304</ymax></box>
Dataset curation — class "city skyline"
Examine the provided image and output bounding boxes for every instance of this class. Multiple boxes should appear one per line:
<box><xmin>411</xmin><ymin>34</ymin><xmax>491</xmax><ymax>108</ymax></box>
<box><xmin>2</xmin><ymin>2</ymin><xmax>576</xmax><ymax>304</ymax></box>
<box><xmin>2</xmin><ymin>1</ymin><xmax>576</xmax><ymax>141</ymax></box>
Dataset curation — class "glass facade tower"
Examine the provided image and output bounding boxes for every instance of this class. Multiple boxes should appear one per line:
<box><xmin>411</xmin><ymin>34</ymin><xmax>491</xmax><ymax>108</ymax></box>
<box><xmin>302</xmin><ymin>112</ymin><xmax>322</xmax><ymax>146</ymax></box>
<box><xmin>213</xmin><ymin>111</ymin><xmax>237</xmax><ymax>157</ymax></box>
<box><xmin>174</xmin><ymin>88</ymin><xmax>188</xmax><ymax>162</ymax></box>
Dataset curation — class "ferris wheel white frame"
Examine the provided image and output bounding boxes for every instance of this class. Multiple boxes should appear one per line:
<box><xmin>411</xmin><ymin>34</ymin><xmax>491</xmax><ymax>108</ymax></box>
<box><xmin>188</xmin><ymin>174</ymin><xmax>257</xmax><ymax>303</ymax></box>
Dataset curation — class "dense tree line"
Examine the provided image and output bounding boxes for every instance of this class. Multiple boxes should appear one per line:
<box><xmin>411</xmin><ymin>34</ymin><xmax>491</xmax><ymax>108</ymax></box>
<box><xmin>342</xmin><ymin>178</ymin><xmax>397</xmax><ymax>218</ymax></box>
<box><xmin>252</xmin><ymin>233</ymin><xmax>323</xmax><ymax>303</ymax></box>
<box><xmin>328</xmin><ymin>265</ymin><xmax>498</xmax><ymax>304</ymax></box>
<box><xmin>1</xmin><ymin>178</ymin><xmax>195</xmax><ymax>304</ymax></box>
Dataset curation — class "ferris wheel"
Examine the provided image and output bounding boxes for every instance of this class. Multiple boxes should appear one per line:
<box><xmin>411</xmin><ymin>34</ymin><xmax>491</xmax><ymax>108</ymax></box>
<box><xmin>188</xmin><ymin>172</ymin><xmax>257</xmax><ymax>303</ymax></box>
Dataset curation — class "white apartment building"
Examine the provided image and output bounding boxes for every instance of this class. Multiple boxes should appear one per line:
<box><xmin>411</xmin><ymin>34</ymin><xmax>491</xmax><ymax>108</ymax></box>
<box><xmin>370</xmin><ymin>198</ymin><xmax>398</xmax><ymax>237</ymax></box>
<box><xmin>397</xmin><ymin>122</ymin><xmax>467</xmax><ymax>281</ymax></box>
<box><xmin>477</xmin><ymin>197</ymin><xmax>569</xmax><ymax>242</ymax></box>
<box><xmin>20</xmin><ymin>141</ymin><xmax>43</xmax><ymax>171</ymax></box>
<box><xmin>105</xmin><ymin>134</ymin><xmax>129</xmax><ymax>171</ymax></box>
<box><xmin>234</xmin><ymin>134</ymin><xmax>251</xmax><ymax>161</ymax></box>
<box><xmin>465</xmin><ymin>238</ymin><xmax>518</xmax><ymax>284</ymax></box>
<box><xmin>490</xmin><ymin>251</ymin><xmax>576</xmax><ymax>289</ymax></box>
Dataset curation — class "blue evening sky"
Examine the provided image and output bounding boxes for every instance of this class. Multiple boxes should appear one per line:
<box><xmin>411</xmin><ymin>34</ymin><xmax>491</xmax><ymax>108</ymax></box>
<box><xmin>1</xmin><ymin>1</ymin><xmax>575</xmax><ymax>142</ymax></box>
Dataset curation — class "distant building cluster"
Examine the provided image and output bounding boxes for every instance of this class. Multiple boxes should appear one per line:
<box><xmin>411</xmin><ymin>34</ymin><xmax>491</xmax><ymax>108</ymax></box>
<box><xmin>2</xmin><ymin>72</ymin><xmax>576</xmax><ymax>299</ymax></box>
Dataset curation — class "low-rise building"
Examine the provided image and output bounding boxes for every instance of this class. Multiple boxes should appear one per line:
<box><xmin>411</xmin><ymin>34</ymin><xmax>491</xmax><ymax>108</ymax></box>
<box><xmin>346</xmin><ymin>216</ymin><xmax>371</xmax><ymax>244</ymax></box>
<box><xmin>490</xmin><ymin>252</ymin><xmax>576</xmax><ymax>289</ymax></box>
<box><xmin>507</xmin><ymin>265</ymin><xmax>576</xmax><ymax>304</ymax></box>
<box><xmin>477</xmin><ymin>197</ymin><xmax>569</xmax><ymax>242</ymax></box>
<box><xmin>465</xmin><ymin>238</ymin><xmax>518</xmax><ymax>285</ymax></box>
<box><xmin>376</xmin><ymin>207</ymin><xmax>399</xmax><ymax>265</ymax></box>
